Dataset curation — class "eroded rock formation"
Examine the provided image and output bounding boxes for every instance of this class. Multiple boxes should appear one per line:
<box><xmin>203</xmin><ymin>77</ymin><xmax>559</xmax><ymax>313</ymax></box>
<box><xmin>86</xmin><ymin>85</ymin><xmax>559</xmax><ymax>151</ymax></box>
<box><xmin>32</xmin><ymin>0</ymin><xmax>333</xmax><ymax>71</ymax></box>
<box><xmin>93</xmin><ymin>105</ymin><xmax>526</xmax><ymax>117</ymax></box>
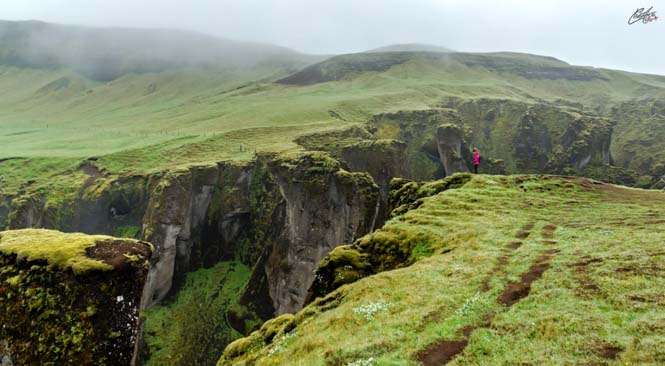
<box><xmin>436</xmin><ymin>124</ymin><xmax>470</xmax><ymax>176</ymax></box>
<box><xmin>0</xmin><ymin>229</ymin><xmax>152</xmax><ymax>366</ymax></box>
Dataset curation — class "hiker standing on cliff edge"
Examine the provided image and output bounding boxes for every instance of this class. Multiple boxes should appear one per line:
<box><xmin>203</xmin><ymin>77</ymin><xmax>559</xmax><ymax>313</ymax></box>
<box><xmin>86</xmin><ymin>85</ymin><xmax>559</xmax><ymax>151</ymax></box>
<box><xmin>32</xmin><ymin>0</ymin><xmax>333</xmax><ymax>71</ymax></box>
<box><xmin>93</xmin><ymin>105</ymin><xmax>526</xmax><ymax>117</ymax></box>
<box><xmin>473</xmin><ymin>148</ymin><xmax>481</xmax><ymax>174</ymax></box>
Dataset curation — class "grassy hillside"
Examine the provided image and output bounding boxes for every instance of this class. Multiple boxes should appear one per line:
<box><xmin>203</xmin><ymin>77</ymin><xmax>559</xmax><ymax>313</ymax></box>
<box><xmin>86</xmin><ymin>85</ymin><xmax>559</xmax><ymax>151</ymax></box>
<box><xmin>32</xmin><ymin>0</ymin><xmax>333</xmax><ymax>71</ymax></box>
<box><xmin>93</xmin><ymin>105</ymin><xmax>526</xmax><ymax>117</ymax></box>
<box><xmin>2</xmin><ymin>26</ymin><xmax>665</xmax><ymax>197</ymax></box>
<box><xmin>219</xmin><ymin>174</ymin><xmax>665</xmax><ymax>366</ymax></box>
<box><xmin>0</xmin><ymin>20</ymin><xmax>317</xmax><ymax>80</ymax></box>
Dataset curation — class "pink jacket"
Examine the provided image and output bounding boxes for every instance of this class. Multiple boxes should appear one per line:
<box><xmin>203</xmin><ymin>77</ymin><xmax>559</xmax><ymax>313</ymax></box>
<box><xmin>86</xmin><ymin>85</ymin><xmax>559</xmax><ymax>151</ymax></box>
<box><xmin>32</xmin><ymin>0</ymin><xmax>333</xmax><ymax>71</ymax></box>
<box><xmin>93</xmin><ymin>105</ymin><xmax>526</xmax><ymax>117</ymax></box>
<box><xmin>473</xmin><ymin>151</ymin><xmax>480</xmax><ymax>165</ymax></box>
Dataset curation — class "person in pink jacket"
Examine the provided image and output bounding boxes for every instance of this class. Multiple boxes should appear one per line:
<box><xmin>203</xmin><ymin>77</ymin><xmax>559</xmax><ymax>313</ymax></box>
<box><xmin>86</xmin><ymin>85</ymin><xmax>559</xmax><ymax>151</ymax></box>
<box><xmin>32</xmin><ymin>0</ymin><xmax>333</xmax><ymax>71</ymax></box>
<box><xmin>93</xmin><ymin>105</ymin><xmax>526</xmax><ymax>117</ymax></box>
<box><xmin>473</xmin><ymin>148</ymin><xmax>481</xmax><ymax>174</ymax></box>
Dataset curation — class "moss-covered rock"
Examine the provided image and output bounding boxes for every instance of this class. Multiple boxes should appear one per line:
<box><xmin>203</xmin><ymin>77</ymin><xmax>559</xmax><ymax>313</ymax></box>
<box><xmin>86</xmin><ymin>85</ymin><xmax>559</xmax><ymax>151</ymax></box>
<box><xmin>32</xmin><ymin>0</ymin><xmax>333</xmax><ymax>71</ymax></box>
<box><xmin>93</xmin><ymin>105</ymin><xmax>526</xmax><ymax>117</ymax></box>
<box><xmin>257</xmin><ymin>152</ymin><xmax>380</xmax><ymax>315</ymax></box>
<box><xmin>306</xmin><ymin>173</ymin><xmax>472</xmax><ymax>303</ymax></box>
<box><xmin>340</xmin><ymin>139</ymin><xmax>408</xmax><ymax>223</ymax></box>
<box><xmin>370</xmin><ymin>109</ymin><xmax>461</xmax><ymax>180</ymax></box>
<box><xmin>0</xmin><ymin>229</ymin><xmax>152</xmax><ymax>366</ymax></box>
<box><xmin>388</xmin><ymin>173</ymin><xmax>473</xmax><ymax>217</ymax></box>
<box><xmin>436</xmin><ymin>124</ymin><xmax>470</xmax><ymax>176</ymax></box>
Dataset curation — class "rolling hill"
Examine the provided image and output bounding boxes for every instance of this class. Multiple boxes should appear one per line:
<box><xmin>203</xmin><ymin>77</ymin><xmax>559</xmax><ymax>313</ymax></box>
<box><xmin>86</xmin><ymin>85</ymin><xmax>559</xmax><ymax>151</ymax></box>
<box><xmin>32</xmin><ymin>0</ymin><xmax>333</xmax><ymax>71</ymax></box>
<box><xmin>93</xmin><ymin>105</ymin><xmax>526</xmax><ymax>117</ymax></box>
<box><xmin>1</xmin><ymin>20</ymin><xmax>665</xmax><ymax>366</ymax></box>
<box><xmin>0</xmin><ymin>20</ymin><xmax>318</xmax><ymax>80</ymax></box>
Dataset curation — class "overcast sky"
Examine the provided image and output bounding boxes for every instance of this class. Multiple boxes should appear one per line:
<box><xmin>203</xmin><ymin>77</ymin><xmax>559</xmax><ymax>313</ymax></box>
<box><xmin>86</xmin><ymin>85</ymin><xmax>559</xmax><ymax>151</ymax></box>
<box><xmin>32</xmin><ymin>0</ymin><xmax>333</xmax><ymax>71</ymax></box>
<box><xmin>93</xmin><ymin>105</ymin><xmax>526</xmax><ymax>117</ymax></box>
<box><xmin>3</xmin><ymin>0</ymin><xmax>665</xmax><ymax>75</ymax></box>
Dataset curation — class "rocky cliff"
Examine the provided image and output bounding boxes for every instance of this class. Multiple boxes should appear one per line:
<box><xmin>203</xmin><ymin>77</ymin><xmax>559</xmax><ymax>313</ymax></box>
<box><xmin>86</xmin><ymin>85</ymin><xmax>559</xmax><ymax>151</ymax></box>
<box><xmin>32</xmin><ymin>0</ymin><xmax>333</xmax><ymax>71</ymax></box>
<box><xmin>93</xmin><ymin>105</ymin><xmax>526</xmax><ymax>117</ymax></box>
<box><xmin>436</xmin><ymin>124</ymin><xmax>470</xmax><ymax>175</ymax></box>
<box><xmin>0</xmin><ymin>97</ymin><xmax>656</xmax><ymax>365</ymax></box>
<box><xmin>262</xmin><ymin>153</ymin><xmax>379</xmax><ymax>314</ymax></box>
<box><xmin>1</xmin><ymin>152</ymin><xmax>380</xmax><ymax>364</ymax></box>
<box><xmin>0</xmin><ymin>229</ymin><xmax>152</xmax><ymax>366</ymax></box>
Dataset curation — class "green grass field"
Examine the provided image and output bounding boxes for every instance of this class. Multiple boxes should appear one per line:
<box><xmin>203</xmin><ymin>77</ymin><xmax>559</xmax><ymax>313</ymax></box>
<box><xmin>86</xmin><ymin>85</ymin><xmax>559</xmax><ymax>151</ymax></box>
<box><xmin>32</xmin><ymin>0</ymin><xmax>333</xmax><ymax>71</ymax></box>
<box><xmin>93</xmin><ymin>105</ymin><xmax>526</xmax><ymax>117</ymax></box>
<box><xmin>220</xmin><ymin>174</ymin><xmax>665</xmax><ymax>366</ymax></box>
<box><xmin>2</xmin><ymin>50</ymin><xmax>665</xmax><ymax>195</ymax></box>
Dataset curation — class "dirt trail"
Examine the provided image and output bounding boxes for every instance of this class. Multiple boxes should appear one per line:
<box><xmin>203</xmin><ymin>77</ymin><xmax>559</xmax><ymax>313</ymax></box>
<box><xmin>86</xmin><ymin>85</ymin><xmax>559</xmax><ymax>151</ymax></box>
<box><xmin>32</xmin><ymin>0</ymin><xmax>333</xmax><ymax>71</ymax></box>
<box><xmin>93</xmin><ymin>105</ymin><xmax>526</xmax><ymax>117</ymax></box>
<box><xmin>480</xmin><ymin>223</ymin><xmax>533</xmax><ymax>292</ymax></box>
<box><xmin>419</xmin><ymin>223</ymin><xmax>558</xmax><ymax>366</ymax></box>
<box><xmin>79</xmin><ymin>161</ymin><xmax>107</xmax><ymax>192</ymax></box>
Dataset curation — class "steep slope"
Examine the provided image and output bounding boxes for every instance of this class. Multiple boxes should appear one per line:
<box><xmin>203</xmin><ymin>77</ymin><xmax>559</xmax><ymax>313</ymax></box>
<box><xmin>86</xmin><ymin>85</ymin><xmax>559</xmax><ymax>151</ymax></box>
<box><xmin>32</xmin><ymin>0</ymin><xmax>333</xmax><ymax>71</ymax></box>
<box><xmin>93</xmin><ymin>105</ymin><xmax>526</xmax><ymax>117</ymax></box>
<box><xmin>219</xmin><ymin>175</ymin><xmax>665</xmax><ymax>366</ymax></box>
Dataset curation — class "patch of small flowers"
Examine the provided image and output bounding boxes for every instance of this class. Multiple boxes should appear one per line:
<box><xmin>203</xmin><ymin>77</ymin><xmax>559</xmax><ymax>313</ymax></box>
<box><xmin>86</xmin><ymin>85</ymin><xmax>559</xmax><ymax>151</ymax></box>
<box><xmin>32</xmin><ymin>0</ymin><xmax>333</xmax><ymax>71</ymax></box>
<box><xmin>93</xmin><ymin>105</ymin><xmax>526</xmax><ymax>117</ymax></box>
<box><xmin>455</xmin><ymin>292</ymin><xmax>482</xmax><ymax>316</ymax></box>
<box><xmin>353</xmin><ymin>301</ymin><xmax>392</xmax><ymax>321</ymax></box>
<box><xmin>346</xmin><ymin>357</ymin><xmax>376</xmax><ymax>366</ymax></box>
<box><xmin>267</xmin><ymin>332</ymin><xmax>295</xmax><ymax>357</ymax></box>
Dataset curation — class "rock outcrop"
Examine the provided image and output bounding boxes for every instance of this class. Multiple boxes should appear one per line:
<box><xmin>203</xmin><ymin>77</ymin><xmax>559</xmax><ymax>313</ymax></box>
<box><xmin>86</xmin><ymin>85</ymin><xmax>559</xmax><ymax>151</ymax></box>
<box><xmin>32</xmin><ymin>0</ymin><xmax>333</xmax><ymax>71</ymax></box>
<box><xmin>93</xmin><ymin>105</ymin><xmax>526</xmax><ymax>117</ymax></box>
<box><xmin>261</xmin><ymin>153</ymin><xmax>379</xmax><ymax>314</ymax></box>
<box><xmin>140</xmin><ymin>167</ymin><xmax>219</xmax><ymax>307</ymax></box>
<box><xmin>2</xmin><ymin>153</ymin><xmax>381</xmax><ymax>364</ymax></box>
<box><xmin>0</xmin><ymin>229</ymin><xmax>152</xmax><ymax>366</ymax></box>
<box><xmin>561</xmin><ymin>117</ymin><xmax>613</xmax><ymax>171</ymax></box>
<box><xmin>436</xmin><ymin>124</ymin><xmax>470</xmax><ymax>176</ymax></box>
<box><xmin>340</xmin><ymin>139</ymin><xmax>408</xmax><ymax>223</ymax></box>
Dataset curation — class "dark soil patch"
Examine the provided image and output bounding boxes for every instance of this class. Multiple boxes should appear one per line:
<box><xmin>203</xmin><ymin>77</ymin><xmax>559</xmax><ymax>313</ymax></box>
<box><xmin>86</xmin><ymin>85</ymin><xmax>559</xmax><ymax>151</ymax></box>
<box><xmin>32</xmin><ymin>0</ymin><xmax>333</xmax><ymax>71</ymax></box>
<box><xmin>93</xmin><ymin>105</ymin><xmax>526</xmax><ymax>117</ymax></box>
<box><xmin>516</xmin><ymin>231</ymin><xmax>530</xmax><ymax>239</ymax></box>
<box><xmin>576</xmin><ymin>278</ymin><xmax>601</xmax><ymax>296</ymax></box>
<box><xmin>616</xmin><ymin>263</ymin><xmax>663</xmax><ymax>276</ymax></box>
<box><xmin>522</xmin><ymin>223</ymin><xmax>535</xmax><ymax>231</ymax></box>
<box><xmin>78</xmin><ymin>162</ymin><xmax>109</xmax><ymax>192</ymax></box>
<box><xmin>594</xmin><ymin>343</ymin><xmax>623</xmax><ymax>360</ymax></box>
<box><xmin>417</xmin><ymin>305</ymin><xmax>446</xmax><ymax>331</ymax></box>
<box><xmin>509</xmin><ymin>241</ymin><xmax>522</xmax><ymax>249</ymax></box>
<box><xmin>572</xmin><ymin>257</ymin><xmax>603</xmax><ymax>297</ymax></box>
<box><xmin>573</xmin><ymin>257</ymin><xmax>603</xmax><ymax>267</ymax></box>
<box><xmin>540</xmin><ymin>240</ymin><xmax>558</xmax><ymax>245</ymax></box>
<box><xmin>541</xmin><ymin>225</ymin><xmax>556</xmax><ymax>239</ymax></box>
<box><xmin>627</xmin><ymin>295</ymin><xmax>656</xmax><ymax>303</ymax></box>
<box><xmin>648</xmin><ymin>250</ymin><xmax>665</xmax><ymax>257</ymax></box>
<box><xmin>86</xmin><ymin>239</ymin><xmax>152</xmax><ymax>271</ymax></box>
<box><xmin>418</xmin><ymin>339</ymin><xmax>468</xmax><ymax>366</ymax></box>
<box><xmin>499</xmin><ymin>256</ymin><xmax>552</xmax><ymax>306</ymax></box>
<box><xmin>460</xmin><ymin>325</ymin><xmax>475</xmax><ymax>337</ymax></box>
<box><xmin>481</xmin><ymin>254</ymin><xmax>510</xmax><ymax>292</ymax></box>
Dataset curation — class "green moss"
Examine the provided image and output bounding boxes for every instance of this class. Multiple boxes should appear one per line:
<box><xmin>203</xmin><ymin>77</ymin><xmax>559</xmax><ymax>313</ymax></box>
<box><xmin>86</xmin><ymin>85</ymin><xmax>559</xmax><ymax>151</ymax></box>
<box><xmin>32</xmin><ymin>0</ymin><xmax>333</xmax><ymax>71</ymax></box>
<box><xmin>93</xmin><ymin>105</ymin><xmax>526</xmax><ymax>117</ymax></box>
<box><xmin>389</xmin><ymin>173</ymin><xmax>473</xmax><ymax>216</ymax></box>
<box><xmin>114</xmin><ymin>225</ymin><xmax>141</xmax><ymax>238</ymax></box>
<box><xmin>222</xmin><ymin>174</ymin><xmax>665</xmax><ymax>366</ymax></box>
<box><xmin>218</xmin><ymin>314</ymin><xmax>297</xmax><ymax>365</ymax></box>
<box><xmin>370</xmin><ymin>109</ymin><xmax>458</xmax><ymax>180</ymax></box>
<box><xmin>223</xmin><ymin>333</ymin><xmax>262</xmax><ymax>360</ymax></box>
<box><xmin>294</xmin><ymin>125</ymin><xmax>373</xmax><ymax>157</ymax></box>
<box><xmin>142</xmin><ymin>261</ymin><xmax>252</xmax><ymax>366</ymax></box>
<box><xmin>0</xmin><ymin>230</ymin><xmax>150</xmax><ymax>366</ymax></box>
<box><xmin>0</xmin><ymin>229</ymin><xmax>118</xmax><ymax>275</ymax></box>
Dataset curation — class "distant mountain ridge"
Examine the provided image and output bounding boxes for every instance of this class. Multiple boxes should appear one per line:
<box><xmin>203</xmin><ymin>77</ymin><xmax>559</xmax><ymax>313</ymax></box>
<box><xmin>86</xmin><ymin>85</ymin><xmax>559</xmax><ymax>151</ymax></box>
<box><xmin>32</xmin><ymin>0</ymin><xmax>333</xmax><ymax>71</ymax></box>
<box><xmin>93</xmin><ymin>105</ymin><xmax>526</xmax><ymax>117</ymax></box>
<box><xmin>0</xmin><ymin>20</ymin><xmax>319</xmax><ymax>80</ymax></box>
<box><xmin>366</xmin><ymin>43</ymin><xmax>453</xmax><ymax>53</ymax></box>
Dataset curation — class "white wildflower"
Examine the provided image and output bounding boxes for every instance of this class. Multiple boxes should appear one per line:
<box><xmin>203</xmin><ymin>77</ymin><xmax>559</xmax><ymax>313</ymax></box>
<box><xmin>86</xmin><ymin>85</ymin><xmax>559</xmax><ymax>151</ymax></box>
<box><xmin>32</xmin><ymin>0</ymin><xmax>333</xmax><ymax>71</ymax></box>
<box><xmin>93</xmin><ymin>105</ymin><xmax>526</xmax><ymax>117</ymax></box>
<box><xmin>347</xmin><ymin>357</ymin><xmax>376</xmax><ymax>366</ymax></box>
<box><xmin>353</xmin><ymin>301</ymin><xmax>392</xmax><ymax>321</ymax></box>
<box><xmin>455</xmin><ymin>292</ymin><xmax>482</xmax><ymax>316</ymax></box>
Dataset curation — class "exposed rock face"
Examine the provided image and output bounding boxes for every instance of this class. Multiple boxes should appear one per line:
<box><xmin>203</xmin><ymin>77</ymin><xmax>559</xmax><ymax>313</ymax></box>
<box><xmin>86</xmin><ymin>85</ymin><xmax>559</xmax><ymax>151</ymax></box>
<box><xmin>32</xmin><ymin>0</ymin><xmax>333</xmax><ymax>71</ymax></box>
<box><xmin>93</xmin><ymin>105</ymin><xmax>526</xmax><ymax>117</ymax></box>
<box><xmin>513</xmin><ymin>114</ymin><xmax>553</xmax><ymax>173</ymax></box>
<box><xmin>561</xmin><ymin>117</ymin><xmax>613</xmax><ymax>171</ymax></box>
<box><xmin>369</xmin><ymin>109</ymin><xmax>461</xmax><ymax>180</ymax></box>
<box><xmin>6</xmin><ymin>195</ymin><xmax>44</xmax><ymax>229</ymax></box>
<box><xmin>140</xmin><ymin>167</ymin><xmax>219</xmax><ymax>307</ymax></box>
<box><xmin>340</xmin><ymin>139</ymin><xmax>408</xmax><ymax>223</ymax></box>
<box><xmin>263</xmin><ymin>153</ymin><xmax>380</xmax><ymax>314</ymax></box>
<box><xmin>0</xmin><ymin>229</ymin><xmax>152</xmax><ymax>366</ymax></box>
<box><xmin>306</xmin><ymin>173</ymin><xmax>472</xmax><ymax>304</ymax></box>
<box><xmin>4</xmin><ymin>152</ymin><xmax>380</xmax><ymax>320</ymax></box>
<box><xmin>436</xmin><ymin>124</ymin><xmax>470</xmax><ymax>176</ymax></box>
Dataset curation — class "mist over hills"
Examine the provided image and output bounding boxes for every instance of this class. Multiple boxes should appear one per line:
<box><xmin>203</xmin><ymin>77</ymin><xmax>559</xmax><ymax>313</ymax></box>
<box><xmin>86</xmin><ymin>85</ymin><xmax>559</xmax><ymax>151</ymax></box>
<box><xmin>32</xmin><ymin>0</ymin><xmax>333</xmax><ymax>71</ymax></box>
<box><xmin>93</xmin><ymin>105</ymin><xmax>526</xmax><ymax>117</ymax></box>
<box><xmin>0</xmin><ymin>20</ymin><xmax>319</xmax><ymax>80</ymax></box>
<box><xmin>365</xmin><ymin>43</ymin><xmax>453</xmax><ymax>53</ymax></box>
<box><xmin>1</xmin><ymin>19</ymin><xmax>665</xmax><ymax>366</ymax></box>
